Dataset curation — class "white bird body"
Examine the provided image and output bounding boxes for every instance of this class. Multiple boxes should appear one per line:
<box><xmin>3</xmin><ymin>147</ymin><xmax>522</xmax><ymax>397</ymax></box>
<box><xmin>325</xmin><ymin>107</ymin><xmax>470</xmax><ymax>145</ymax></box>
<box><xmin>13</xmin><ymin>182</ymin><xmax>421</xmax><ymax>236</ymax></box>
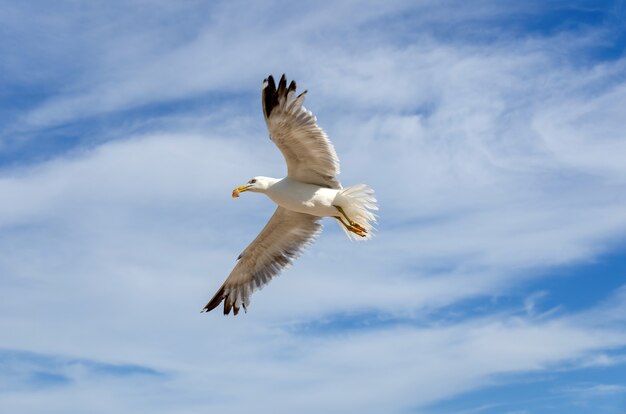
<box><xmin>203</xmin><ymin>74</ymin><xmax>377</xmax><ymax>315</ymax></box>
<box><xmin>264</xmin><ymin>177</ymin><xmax>340</xmax><ymax>218</ymax></box>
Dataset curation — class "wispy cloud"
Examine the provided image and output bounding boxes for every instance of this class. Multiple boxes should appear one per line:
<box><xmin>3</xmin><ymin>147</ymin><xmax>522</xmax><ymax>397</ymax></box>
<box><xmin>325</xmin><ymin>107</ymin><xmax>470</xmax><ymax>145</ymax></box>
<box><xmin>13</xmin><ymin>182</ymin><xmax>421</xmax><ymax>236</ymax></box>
<box><xmin>0</xmin><ymin>349</ymin><xmax>163</xmax><ymax>393</ymax></box>
<box><xmin>561</xmin><ymin>383</ymin><xmax>626</xmax><ymax>397</ymax></box>
<box><xmin>1</xmin><ymin>1</ymin><xmax>626</xmax><ymax>413</ymax></box>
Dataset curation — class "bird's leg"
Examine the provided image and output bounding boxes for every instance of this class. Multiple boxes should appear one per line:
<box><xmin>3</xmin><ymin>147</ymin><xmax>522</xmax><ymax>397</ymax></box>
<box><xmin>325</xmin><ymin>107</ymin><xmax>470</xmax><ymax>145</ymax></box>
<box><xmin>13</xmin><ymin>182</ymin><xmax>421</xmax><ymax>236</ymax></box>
<box><xmin>333</xmin><ymin>205</ymin><xmax>367</xmax><ymax>233</ymax></box>
<box><xmin>335</xmin><ymin>216</ymin><xmax>366</xmax><ymax>237</ymax></box>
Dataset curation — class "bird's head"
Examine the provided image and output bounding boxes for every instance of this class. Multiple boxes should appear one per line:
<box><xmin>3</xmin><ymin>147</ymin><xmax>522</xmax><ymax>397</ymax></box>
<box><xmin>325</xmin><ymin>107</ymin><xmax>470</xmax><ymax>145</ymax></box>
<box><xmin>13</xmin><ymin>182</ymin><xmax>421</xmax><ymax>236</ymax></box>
<box><xmin>232</xmin><ymin>176</ymin><xmax>274</xmax><ymax>198</ymax></box>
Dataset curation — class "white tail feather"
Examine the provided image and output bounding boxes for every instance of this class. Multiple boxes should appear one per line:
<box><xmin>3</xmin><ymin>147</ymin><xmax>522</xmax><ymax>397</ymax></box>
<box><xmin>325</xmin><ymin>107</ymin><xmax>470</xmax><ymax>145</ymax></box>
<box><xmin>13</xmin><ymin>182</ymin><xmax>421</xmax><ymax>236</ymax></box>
<box><xmin>334</xmin><ymin>184</ymin><xmax>378</xmax><ymax>240</ymax></box>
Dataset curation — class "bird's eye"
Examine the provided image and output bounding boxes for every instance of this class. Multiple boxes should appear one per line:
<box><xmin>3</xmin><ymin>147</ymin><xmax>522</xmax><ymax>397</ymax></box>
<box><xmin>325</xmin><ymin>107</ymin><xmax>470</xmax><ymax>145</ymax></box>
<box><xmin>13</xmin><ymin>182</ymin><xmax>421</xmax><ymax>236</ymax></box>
<box><xmin>250</xmin><ymin>179</ymin><xmax>257</xmax><ymax>184</ymax></box>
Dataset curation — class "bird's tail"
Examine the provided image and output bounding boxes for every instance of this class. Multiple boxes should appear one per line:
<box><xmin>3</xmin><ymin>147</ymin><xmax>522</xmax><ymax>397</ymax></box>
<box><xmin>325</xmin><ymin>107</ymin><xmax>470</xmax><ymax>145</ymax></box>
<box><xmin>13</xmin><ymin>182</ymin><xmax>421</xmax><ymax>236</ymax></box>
<box><xmin>335</xmin><ymin>184</ymin><xmax>378</xmax><ymax>241</ymax></box>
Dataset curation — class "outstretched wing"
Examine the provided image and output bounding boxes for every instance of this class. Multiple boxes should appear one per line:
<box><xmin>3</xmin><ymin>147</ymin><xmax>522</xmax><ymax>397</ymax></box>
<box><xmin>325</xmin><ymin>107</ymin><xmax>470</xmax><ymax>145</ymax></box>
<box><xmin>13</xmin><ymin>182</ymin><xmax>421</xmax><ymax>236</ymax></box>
<box><xmin>203</xmin><ymin>207</ymin><xmax>322</xmax><ymax>315</ymax></box>
<box><xmin>263</xmin><ymin>74</ymin><xmax>341</xmax><ymax>189</ymax></box>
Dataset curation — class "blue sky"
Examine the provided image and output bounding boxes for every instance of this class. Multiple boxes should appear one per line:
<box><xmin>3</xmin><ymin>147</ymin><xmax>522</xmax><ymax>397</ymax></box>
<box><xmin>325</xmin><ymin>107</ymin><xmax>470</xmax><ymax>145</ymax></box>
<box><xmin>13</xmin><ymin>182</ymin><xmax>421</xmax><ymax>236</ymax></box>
<box><xmin>1</xmin><ymin>1</ymin><xmax>626</xmax><ymax>413</ymax></box>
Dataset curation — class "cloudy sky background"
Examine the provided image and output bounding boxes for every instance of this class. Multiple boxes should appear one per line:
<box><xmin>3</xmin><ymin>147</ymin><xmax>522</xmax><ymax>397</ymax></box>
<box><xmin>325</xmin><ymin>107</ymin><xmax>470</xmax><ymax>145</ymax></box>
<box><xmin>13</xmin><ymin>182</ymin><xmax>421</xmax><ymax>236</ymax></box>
<box><xmin>1</xmin><ymin>0</ymin><xmax>626</xmax><ymax>413</ymax></box>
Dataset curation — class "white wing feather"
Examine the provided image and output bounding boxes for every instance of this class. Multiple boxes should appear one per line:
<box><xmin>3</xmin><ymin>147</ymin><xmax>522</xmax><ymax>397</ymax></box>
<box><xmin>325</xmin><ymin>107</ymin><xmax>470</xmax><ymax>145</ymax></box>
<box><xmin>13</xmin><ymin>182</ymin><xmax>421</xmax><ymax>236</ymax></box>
<box><xmin>263</xmin><ymin>74</ymin><xmax>341</xmax><ymax>189</ymax></box>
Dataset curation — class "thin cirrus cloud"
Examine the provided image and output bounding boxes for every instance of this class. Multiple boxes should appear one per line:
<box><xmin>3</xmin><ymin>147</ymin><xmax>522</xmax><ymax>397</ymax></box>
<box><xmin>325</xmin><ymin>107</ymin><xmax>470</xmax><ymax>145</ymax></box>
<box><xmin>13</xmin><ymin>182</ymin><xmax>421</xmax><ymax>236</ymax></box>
<box><xmin>1</xmin><ymin>1</ymin><xmax>626</xmax><ymax>413</ymax></box>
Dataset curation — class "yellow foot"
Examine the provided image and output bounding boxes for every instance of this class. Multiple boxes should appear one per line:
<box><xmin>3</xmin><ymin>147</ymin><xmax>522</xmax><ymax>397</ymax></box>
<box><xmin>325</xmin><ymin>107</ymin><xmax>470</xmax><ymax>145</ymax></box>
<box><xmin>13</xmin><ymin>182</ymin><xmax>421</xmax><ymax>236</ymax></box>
<box><xmin>334</xmin><ymin>205</ymin><xmax>367</xmax><ymax>235</ymax></box>
<box><xmin>351</xmin><ymin>222</ymin><xmax>366</xmax><ymax>232</ymax></box>
<box><xmin>335</xmin><ymin>210</ymin><xmax>367</xmax><ymax>237</ymax></box>
<box><xmin>348</xmin><ymin>225</ymin><xmax>367</xmax><ymax>237</ymax></box>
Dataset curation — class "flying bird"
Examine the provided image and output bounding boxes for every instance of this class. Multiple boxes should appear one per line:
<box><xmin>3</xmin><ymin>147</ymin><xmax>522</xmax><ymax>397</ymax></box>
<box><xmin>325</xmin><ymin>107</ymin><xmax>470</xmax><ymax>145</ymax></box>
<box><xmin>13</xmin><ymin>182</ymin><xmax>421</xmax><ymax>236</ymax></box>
<box><xmin>203</xmin><ymin>74</ymin><xmax>377</xmax><ymax>315</ymax></box>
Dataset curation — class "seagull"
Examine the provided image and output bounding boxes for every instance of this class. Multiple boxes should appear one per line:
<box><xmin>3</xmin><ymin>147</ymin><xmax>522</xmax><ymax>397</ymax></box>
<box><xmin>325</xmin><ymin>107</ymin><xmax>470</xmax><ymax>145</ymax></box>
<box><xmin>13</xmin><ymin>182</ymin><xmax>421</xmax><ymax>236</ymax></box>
<box><xmin>203</xmin><ymin>74</ymin><xmax>377</xmax><ymax>315</ymax></box>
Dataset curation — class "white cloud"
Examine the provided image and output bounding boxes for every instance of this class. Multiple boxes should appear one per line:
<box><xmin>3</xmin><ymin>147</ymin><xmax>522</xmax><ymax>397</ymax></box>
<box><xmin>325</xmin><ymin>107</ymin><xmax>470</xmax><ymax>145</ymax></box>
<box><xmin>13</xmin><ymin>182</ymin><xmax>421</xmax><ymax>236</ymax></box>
<box><xmin>1</xmin><ymin>1</ymin><xmax>626</xmax><ymax>413</ymax></box>
<box><xmin>2</xmin><ymin>292</ymin><xmax>626</xmax><ymax>413</ymax></box>
<box><xmin>1</xmin><ymin>124</ymin><xmax>625</xmax><ymax>411</ymax></box>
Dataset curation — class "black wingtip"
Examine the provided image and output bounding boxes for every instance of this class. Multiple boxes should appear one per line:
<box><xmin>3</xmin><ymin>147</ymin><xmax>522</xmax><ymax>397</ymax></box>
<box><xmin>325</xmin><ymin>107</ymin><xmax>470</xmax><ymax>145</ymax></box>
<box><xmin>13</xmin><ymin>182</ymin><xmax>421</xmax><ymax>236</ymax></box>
<box><xmin>224</xmin><ymin>299</ymin><xmax>233</xmax><ymax>315</ymax></box>
<box><xmin>277</xmin><ymin>74</ymin><xmax>287</xmax><ymax>97</ymax></box>
<box><xmin>262</xmin><ymin>74</ymin><xmax>303</xmax><ymax>121</ymax></box>
<box><xmin>203</xmin><ymin>284</ymin><xmax>225</xmax><ymax>314</ymax></box>
<box><xmin>263</xmin><ymin>75</ymin><xmax>278</xmax><ymax>119</ymax></box>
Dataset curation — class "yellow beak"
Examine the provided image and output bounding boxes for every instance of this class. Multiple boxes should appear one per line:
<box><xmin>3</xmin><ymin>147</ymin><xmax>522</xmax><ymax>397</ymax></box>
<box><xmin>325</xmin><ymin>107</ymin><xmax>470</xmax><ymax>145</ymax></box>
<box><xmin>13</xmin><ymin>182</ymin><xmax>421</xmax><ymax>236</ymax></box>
<box><xmin>232</xmin><ymin>184</ymin><xmax>251</xmax><ymax>199</ymax></box>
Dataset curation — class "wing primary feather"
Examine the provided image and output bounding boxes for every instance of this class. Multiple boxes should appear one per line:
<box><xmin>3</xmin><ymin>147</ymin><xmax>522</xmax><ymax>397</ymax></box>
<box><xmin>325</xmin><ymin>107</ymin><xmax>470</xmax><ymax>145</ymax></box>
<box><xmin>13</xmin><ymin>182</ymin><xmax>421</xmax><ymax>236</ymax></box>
<box><xmin>263</xmin><ymin>75</ymin><xmax>277</xmax><ymax>119</ymax></box>
<box><xmin>277</xmin><ymin>74</ymin><xmax>287</xmax><ymax>97</ymax></box>
<box><xmin>224</xmin><ymin>299</ymin><xmax>233</xmax><ymax>315</ymax></box>
<box><xmin>202</xmin><ymin>284</ymin><xmax>225</xmax><ymax>313</ymax></box>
